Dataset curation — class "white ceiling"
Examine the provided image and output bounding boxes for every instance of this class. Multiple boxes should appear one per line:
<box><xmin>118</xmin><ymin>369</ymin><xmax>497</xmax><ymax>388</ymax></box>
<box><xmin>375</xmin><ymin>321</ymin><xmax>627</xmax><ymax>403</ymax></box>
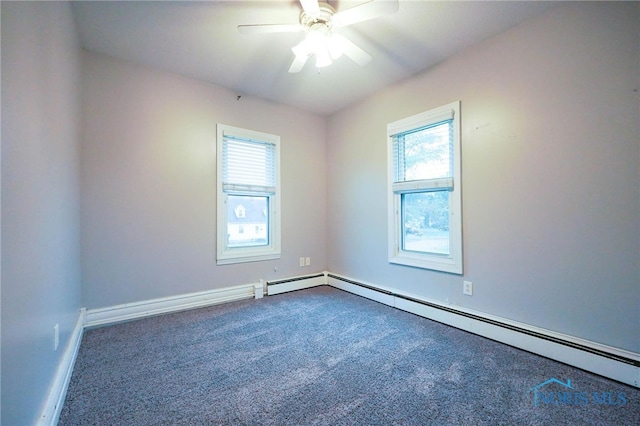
<box><xmin>72</xmin><ymin>1</ymin><xmax>558</xmax><ymax>115</ymax></box>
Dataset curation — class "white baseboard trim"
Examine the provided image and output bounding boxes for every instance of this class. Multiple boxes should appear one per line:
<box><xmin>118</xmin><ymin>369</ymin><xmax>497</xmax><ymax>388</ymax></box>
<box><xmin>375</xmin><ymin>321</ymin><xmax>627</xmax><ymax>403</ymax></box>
<box><xmin>327</xmin><ymin>273</ymin><xmax>640</xmax><ymax>388</ymax></box>
<box><xmin>266</xmin><ymin>272</ymin><xmax>327</xmax><ymax>295</ymax></box>
<box><xmin>37</xmin><ymin>308</ymin><xmax>86</xmax><ymax>426</ymax></box>
<box><xmin>85</xmin><ymin>284</ymin><xmax>256</xmax><ymax>328</ymax></box>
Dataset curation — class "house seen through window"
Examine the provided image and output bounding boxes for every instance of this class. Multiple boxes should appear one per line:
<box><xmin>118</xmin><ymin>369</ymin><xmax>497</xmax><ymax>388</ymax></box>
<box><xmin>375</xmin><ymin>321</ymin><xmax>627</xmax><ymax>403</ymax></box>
<box><xmin>227</xmin><ymin>196</ymin><xmax>268</xmax><ymax>247</ymax></box>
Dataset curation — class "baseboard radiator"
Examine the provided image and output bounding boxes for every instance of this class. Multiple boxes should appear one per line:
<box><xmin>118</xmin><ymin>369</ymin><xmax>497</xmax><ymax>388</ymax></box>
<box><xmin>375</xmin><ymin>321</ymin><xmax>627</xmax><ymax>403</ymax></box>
<box><xmin>325</xmin><ymin>273</ymin><xmax>640</xmax><ymax>388</ymax></box>
<box><xmin>266</xmin><ymin>273</ymin><xmax>327</xmax><ymax>295</ymax></box>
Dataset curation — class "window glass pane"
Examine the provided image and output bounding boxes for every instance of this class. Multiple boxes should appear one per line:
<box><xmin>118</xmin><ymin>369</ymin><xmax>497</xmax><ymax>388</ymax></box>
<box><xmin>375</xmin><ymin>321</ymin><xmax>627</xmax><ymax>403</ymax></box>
<box><xmin>401</xmin><ymin>191</ymin><xmax>450</xmax><ymax>255</ymax></box>
<box><xmin>227</xmin><ymin>195</ymin><xmax>269</xmax><ymax>247</ymax></box>
<box><xmin>395</xmin><ymin>121</ymin><xmax>452</xmax><ymax>182</ymax></box>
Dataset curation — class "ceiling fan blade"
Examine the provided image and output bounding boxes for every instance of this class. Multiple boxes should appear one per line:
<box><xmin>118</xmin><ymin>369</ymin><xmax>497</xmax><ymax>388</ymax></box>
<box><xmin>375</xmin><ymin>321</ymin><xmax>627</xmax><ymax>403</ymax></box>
<box><xmin>333</xmin><ymin>0</ymin><xmax>399</xmax><ymax>27</ymax></box>
<box><xmin>238</xmin><ymin>24</ymin><xmax>302</xmax><ymax>34</ymax></box>
<box><xmin>288</xmin><ymin>54</ymin><xmax>309</xmax><ymax>73</ymax></box>
<box><xmin>300</xmin><ymin>0</ymin><xmax>321</xmax><ymax>17</ymax></box>
<box><xmin>332</xmin><ymin>34</ymin><xmax>371</xmax><ymax>66</ymax></box>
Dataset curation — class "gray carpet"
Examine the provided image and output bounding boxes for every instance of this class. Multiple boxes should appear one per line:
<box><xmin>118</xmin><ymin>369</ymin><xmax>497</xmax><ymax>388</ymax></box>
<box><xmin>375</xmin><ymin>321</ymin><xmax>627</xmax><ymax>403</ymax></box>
<box><xmin>60</xmin><ymin>286</ymin><xmax>639</xmax><ymax>425</ymax></box>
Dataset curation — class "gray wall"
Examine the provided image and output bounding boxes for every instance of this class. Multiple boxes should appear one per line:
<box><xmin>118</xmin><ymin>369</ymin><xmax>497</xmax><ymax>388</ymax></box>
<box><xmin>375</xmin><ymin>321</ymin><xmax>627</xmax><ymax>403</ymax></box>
<box><xmin>1</xmin><ymin>2</ymin><xmax>82</xmax><ymax>424</ymax></box>
<box><xmin>327</xmin><ymin>2</ymin><xmax>640</xmax><ymax>352</ymax></box>
<box><xmin>80</xmin><ymin>51</ymin><xmax>328</xmax><ymax>309</ymax></box>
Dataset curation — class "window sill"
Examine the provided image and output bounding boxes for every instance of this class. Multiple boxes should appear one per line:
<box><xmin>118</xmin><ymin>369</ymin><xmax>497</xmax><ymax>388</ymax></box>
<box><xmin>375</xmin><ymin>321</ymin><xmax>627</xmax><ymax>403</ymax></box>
<box><xmin>217</xmin><ymin>251</ymin><xmax>281</xmax><ymax>265</ymax></box>
<box><xmin>389</xmin><ymin>252</ymin><xmax>462</xmax><ymax>274</ymax></box>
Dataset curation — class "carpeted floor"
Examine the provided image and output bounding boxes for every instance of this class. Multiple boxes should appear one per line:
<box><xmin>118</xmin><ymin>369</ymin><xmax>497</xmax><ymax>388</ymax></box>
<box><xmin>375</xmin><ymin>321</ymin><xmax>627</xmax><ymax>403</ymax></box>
<box><xmin>60</xmin><ymin>286</ymin><xmax>639</xmax><ymax>425</ymax></box>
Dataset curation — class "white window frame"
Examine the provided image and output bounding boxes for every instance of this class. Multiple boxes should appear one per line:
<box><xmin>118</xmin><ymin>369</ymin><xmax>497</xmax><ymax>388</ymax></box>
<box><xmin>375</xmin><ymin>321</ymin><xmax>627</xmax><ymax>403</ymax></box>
<box><xmin>217</xmin><ymin>124</ymin><xmax>281</xmax><ymax>265</ymax></box>
<box><xmin>387</xmin><ymin>101</ymin><xmax>463</xmax><ymax>274</ymax></box>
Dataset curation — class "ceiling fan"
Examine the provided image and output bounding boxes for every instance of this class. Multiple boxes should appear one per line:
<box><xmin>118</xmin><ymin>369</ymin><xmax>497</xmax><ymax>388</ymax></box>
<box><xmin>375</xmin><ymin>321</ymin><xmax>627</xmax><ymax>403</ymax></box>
<box><xmin>238</xmin><ymin>0</ymin><xmax>399</xmax><ymax>73</ymax></box>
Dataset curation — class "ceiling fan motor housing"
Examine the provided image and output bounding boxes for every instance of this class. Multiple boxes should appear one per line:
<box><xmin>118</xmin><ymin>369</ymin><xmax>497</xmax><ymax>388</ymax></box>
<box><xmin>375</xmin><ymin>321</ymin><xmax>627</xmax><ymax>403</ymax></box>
<box><xmin>300</xmin><ymin>2</ymin><xmax>336</xmax><ymax>32</ymax></box>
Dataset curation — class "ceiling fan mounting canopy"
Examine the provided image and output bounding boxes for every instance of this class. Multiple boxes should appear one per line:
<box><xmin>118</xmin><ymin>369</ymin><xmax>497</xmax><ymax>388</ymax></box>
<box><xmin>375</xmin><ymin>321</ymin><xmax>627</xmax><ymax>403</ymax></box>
<box><xmin>299</xmin><ymin>2</ymin><xmax>336</xmax><ymax>31</ymax></box>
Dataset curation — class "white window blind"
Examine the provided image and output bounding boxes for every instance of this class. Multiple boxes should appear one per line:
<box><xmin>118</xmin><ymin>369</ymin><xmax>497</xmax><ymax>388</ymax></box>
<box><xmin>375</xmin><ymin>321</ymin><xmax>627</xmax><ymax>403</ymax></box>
<box><xmin>391</xmin><ymin>118</ymin><xmax>454</xmax><ymax>192</ymax></box>
<box><xmin>222</xmin><ymin>136</ymin><xmax>276</xmax><ymax>194</ymax></box>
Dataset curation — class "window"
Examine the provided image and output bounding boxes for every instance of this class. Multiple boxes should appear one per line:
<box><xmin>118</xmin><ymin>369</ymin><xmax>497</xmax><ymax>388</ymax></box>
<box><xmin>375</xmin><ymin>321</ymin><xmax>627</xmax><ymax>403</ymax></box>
<box><xmin>217</xmin><ymin>124</ymin><xmax>280</xmax><ymax>264</ymax></box>
<box><xmin>387</xmin><ymin>101</ymin><xmax>462</xmax><ymax>274</ymax></box>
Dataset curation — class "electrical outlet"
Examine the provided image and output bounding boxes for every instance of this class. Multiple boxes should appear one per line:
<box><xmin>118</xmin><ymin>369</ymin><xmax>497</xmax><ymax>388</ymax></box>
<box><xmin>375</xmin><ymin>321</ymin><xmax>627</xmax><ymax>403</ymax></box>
<box><xmin>299</xmin><ymin>257</ymin><xmax>305</xmax><ymax>267</ymax></box>
<box><xmin>305</xmin><ymin>257</ymin><xmax>311</xmax><ymax>266</ymax></box>
<box><xmin>54</xmin><ymin>324</ymin><xmax>59</xmax><ymax>351</ymax></box>
<box><xmin>463</xmin><ymin>281</ymin><xmax>473</xmax><ymax>296</ymax></box>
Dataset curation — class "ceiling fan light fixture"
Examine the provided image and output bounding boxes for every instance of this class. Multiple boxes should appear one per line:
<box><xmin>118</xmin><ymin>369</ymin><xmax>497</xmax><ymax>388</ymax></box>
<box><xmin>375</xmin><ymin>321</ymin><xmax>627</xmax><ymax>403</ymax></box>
<box><xmin>328</xmin><ymin>34</ymin><xmax>345</xmax><ymax>60</ymax></box>
<box><xmin>306</xmin><ymin>27</ymin><xmax>327</xmax><ymax>49</ymax></box>
<box><xmin>315</xmin><ymin>44</ymin><xmax>333</xmax><ymax>68</ymax></box>
<box><xmin>292</xmin><ymin>25</ymin><xmax>335</xmax><ymax>68</ymax></box>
